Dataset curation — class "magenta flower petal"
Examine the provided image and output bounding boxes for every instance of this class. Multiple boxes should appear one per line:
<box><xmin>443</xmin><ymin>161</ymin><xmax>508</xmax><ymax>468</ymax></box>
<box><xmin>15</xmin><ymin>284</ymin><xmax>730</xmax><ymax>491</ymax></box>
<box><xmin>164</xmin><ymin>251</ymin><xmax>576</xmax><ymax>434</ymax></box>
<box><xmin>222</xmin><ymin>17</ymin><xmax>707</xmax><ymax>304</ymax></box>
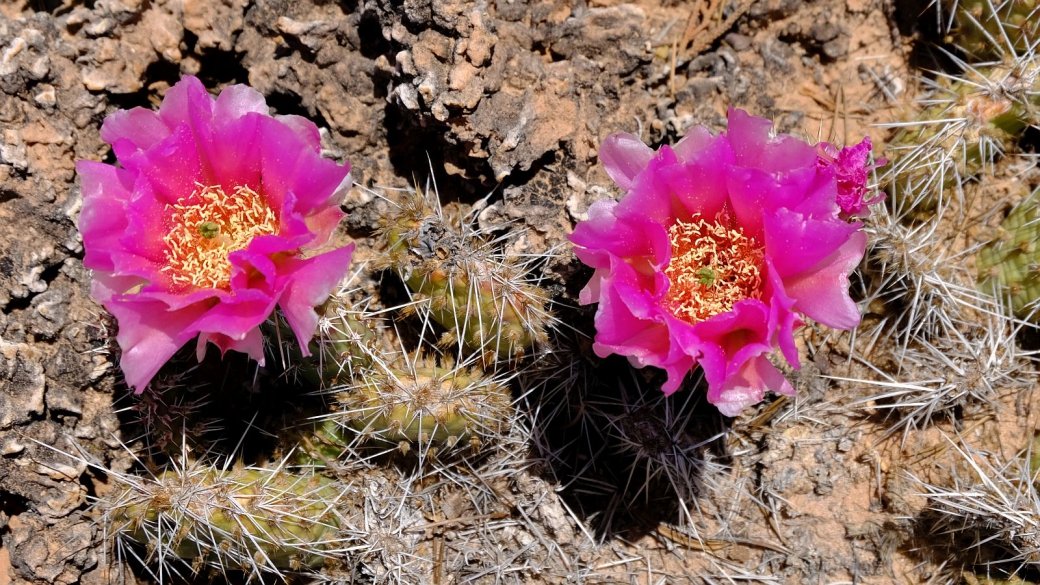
<box><xmin>276</xmin><ymin>115</ymin><xmax>323</xmax><ymax>153</ymax></box>
<box><xmin>572</xmin><ymin>109</ymin><xmax>880</xmax><ymax>415</ymax></box>
<box><xmin>763</xmin><ymin>208</ymin><xmax>858</xmax><ymax>278</ymax></box>
<box><xmin>591</xmin><ymin>263</ymin><xmax>669</xmax><ymax>354</ymax></box>
<box><xmin>189</xmin><ymin>295</ymin><xmax>278</xmax><ymax>339</ymax></box>
<box><xmin>158</xmin><ymin>75</ymin><xmax>208</xmax><ymax>131</ymax></box>
<box><xmin>570</xmin><ymin>200</ymin><xmax>671</xmax><ymax>272</ymax></box>
<box><xmin>726</xmin><ymin>165</ymin><xmax>818</xmax><ymax>237</ymax></box>
<box><xmin>121</xmin><ymin>180</ymin><xmax>172</xmax><ymax>264</ymax></box>
<box><xmin>196</xmin><ymin>327</ymin><xmax>266</xmax><ymax>365</ymax></box>
<box><xmin>257</xmin><ymin>116</ymin><xmax>350</xmax><ymax>215</ymax></box>
<box><xmin>693</xmin><ymin>300</ymin><xmax>773</xmax><ymax>388</ymax></box>
<box><xmin>816</xmin><ymin>136</ymin><xmax>886</xmax><ymax>218</ymax></box>
<box><xmin>92</xmin><ymin>275</ymin><xmax>211</xmax><ymax>392</ymax></box>
<box><xmin>616</xmin><ymin>144</ymin><xmax>732</xmax><ymax>225</ymax></box>
<box><xmin>78</xmin><ymin>75</ymin><xmax>354</xmax><ymax>393</ymax></box>
<box><xmin>727</xmin><ymin>107</ymin><xmax>816</xmax><ymax>173</ymax></box>
<box><xmin>197</xmin><ymin>112</ymin><xmax>264</xmax><ymax>192</ymax></box>
<box><xmin>762</xmin><ymin>259</ymin><xmax>802</xmax><ymax>368</ymax></box>
<box><xmin>77</xmin><ymin>161</ymin><xmax>135</xmax><ymax>271</ymax></box>
<box><xmin>599</xmin><ymin>132</ymin><xmax>655</xmax><ymax>191</ymax></box>
<box><xmin>101</xmin><ymin>108</ymin><xmax>172</xmax><ymax>157</ymax></box>
<box><xmin>130</xmin><ymin>124</ymin><xmax>206</xmax><ymax>204</ymax></box>
<box><xmin>212</xmin><ymin>83</ymin><xmax>269</xmax><ymax>120</ymax></box>
<box><xmin>137</xmin><ymin>286</ymin><xmax>226</xmax><ymax>313</ymax></box>
<box><xmin>670</xmin><ymin>133</ymin><xmax>735</xmax><ymax>218</ymax></box>
<box><xmin>712</xmin><ymin>355</ymin><xmax>795</xmax><ymax>417</ymax></box>
<box><xmin>655</xmin><ymin>319</ymin><xmax>701</xmax><ymax>394</ymax></box>
<box><xmin>790</xmin><ymin>166</ymin><xmax>842</xmax><ymax>218</ymax></box>
<box><xmin>782</xmin><ymin>231</ymin><xmax>867</xmax><ymax>330</ymax></box>
<box><xmin>278</xmin><ymin>244</ymin><xmax>356</xmax><ymax>356</ymax></box>
<box><xmin>671</xmin><ymin>125</ymin><xmax>715</xmax><ymax>161</ymax></box>
<box><xmin>304</xmin><ymin>205</ymin><xmax>350</xmax><ymax>249</ymax></box>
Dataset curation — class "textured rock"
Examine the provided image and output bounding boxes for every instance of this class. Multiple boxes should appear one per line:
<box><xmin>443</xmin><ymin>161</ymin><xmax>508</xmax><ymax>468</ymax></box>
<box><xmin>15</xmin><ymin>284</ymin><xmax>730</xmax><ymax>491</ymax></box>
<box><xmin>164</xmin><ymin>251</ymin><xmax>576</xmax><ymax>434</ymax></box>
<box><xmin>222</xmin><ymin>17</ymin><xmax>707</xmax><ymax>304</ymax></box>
<box><xmin>0</xmin><ymin>342</ymin><xmax>45</xmax><ymax>430</ymax></box>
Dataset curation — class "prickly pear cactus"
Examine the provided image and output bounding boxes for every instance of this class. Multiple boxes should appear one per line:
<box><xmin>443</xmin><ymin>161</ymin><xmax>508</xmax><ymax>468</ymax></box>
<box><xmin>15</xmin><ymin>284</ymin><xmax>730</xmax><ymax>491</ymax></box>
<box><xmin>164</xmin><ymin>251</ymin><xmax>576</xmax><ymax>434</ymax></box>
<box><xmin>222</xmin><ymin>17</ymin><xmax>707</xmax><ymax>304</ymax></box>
<box><xmin>104</xmin><ymin>464</ymin><xmax>345</xmax><ymax>572</ymax></box>
<box><xmin>338</xmin><ymin>355</ymin><xmax>514</xmax><ymax>452</ymax></box>
<box><xmin>287</xmin><ymin>416</ymin><xmax>357</xmax><ymax>468</ymax></box>
<box><xmin>886</xmin><ymin>62</ymin><xmax>1038</xmax><ymax>214</ymax></box>
<box><xmin>377</xmin><ymin>187</ymin><xmax>553</xmax><ymax>363</ymax></box>
<box><xmin>269</xmin><ymin>290</ymin><xmax>381</xmax><ymax>389</ymax></box>
<box><xmin>947</xmin><ymin>0</ymin><xmax>1040</xmax><ymax>58</ymax></box>
<box><xmin>977</xmin><ymin>189</ymin><xmax>1040</xmax><ymax>319</ymax></box>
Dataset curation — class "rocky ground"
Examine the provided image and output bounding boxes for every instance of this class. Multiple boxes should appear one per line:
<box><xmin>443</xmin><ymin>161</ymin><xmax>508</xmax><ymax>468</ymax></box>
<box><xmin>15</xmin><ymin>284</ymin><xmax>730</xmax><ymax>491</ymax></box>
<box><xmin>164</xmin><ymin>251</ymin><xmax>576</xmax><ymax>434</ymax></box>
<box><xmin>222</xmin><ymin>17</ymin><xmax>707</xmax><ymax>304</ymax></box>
<box><xmin>3</xmin><ymin>0</ymin><xmax>1040</xmax><ymax>583</ymax></box>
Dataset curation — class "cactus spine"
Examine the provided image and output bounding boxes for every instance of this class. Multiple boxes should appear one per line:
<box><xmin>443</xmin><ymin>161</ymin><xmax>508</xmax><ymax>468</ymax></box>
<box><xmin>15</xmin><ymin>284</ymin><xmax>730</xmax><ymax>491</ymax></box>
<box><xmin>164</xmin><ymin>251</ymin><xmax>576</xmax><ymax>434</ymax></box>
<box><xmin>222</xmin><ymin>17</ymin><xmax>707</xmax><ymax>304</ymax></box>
<box><xmin>129</xmin><ymin>376</ymin><xmax>218</xmax><ymax>458</ymax></box>
<box><xmin>946</xmin><ymin>0</ymin><xmax>1040</xmax><ymax>58</ymax></box>
<box><xmin>377</xmin><ymin>186</ymin><xmax>554</xmax><ymax>364</ymax></box>
<box><xmin>269</xmin><ymin>289</ymin><xmax>381</xmax><ymax>389</ymax></box>
<box><xmin>977</xmin><ymin>187</ymin><xmax>1040</xmax><ymax>320</ymax></box>
<box><xmin>104</xmin><ymin>463</ymin><xmax>346</xmax><ymax>575</ymax></box>
<box><xmin>337</xmin><ymin>354</ymin><xmax>514</xmax><ymax>454</ymax></box>
<box><xmin>885</xmin><ymin>60</ymin><xmax>1039</xmax><ymax>215</ymax></box>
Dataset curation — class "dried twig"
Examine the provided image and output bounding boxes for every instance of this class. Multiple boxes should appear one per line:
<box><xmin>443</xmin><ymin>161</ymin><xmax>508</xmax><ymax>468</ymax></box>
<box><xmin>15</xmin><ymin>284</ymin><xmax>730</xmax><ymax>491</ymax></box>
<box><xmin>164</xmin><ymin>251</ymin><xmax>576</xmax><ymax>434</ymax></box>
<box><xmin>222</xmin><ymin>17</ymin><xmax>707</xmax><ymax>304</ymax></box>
<box><xmin>681</xmin><ymin>0</ymin><xmax>755</xmax><ymax>58</ymax></box>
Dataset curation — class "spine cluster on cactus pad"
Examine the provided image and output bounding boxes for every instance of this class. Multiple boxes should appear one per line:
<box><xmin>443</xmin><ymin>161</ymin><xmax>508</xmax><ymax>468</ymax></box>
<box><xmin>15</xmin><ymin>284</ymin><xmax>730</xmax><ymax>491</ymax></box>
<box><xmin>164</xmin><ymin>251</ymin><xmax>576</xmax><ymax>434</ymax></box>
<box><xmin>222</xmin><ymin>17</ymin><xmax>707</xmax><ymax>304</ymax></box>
<box><xmin>377</xmin><ymin>187</ymin><xmax>554</xmax><ymax>364</ymax></box>
<box><xmin>977</xmin><ymin>188</ymin><xmax>1040</xmax><ymax>320</ymax></box>
<box><xmin>270</xmin><ymin>290</ymin><xmax>382</xmax><ymax>389</ymax></box>
<box><xmin>104</xmin><ymin>464</ymin><xmax>346</xmax><ymax>574</ymax></box>
<box><xmin>947</xmin><ymin>0</ymin><xmax>1040</xmax><ymax>58</ymax></box>
<box><xmin>885</xmin><ymin>61</ymin><xmax>1038</xmax><ymax>215</ymax></box>
<box><xmin>335</xmin><ymin>355</ymin><xmax>514</xmax><ymax>454</ymax></box>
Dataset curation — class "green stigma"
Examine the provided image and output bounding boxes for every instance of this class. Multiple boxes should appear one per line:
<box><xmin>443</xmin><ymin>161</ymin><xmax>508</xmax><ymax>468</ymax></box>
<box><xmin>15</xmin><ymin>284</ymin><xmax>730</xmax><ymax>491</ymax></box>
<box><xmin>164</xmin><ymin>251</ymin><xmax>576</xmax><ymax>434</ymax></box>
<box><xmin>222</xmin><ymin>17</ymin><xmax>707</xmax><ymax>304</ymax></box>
<box><xmin>696</xmin><ymin>267</ymin><xmax>716</xmax><ymax>287</ymax></box>
<box><xmin>198</xmin><ymin>221</ymin><xmax>221</xmax><ymax>239</ymax></box>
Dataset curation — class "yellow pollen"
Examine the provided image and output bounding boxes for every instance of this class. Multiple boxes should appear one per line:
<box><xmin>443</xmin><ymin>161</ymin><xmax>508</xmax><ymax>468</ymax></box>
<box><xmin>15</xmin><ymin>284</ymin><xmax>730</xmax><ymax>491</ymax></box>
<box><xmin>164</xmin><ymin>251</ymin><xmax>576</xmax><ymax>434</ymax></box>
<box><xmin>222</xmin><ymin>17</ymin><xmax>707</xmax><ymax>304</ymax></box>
<box><xmin>664</xmin><ymin>213</ymin><xmax>764</xmax><ymax>324</ymax></box>
<box><xmin>161</xmin><ymin>184</ymin><xmax>278</xmax><ymax>290</ymax></box>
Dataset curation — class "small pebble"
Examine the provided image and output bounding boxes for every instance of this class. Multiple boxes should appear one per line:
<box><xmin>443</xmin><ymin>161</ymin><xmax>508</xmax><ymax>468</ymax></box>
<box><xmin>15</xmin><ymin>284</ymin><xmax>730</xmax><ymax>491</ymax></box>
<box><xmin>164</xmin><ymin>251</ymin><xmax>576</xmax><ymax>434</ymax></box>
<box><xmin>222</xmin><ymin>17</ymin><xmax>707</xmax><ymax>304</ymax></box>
<box><xmin>724</xmin><ymin>33</ymin><xmax>752</xmax><ymax>52</ymax></box>
<box><xmin>33</xmin><ymin>85</ymin><xmax>56</xmax><ymax>108</ymax></box>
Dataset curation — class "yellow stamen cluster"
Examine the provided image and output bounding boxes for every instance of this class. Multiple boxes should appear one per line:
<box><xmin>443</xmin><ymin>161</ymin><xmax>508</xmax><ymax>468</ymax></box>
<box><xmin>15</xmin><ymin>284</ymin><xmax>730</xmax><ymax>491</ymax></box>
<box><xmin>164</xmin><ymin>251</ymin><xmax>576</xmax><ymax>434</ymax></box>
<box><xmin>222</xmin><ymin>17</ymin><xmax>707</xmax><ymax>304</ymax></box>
<box><xmin>162</xmin><ymin>184</ymin><xmax>278</xmax><ymax>290</ymax></box>
<box><xmin>665</xmin><ymin>213</ymin><xmax>764</xmax><ymax>324</ymax></box>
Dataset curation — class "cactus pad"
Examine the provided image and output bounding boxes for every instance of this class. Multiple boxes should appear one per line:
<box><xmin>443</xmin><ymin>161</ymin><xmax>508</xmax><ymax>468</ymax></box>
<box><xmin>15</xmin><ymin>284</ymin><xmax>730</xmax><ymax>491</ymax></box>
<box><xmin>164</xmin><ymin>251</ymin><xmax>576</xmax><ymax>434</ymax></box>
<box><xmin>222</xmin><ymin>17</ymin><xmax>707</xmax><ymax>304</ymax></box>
<box><xmin>977</xmin><ymin>189</ymin><xmax>1040</xmax><ymax>319</ymax></box>
<box><xmin>949</xmin><ymin>0</ymin><xmax>1040</xmax><ymax>58</ymax></box>
<box><xmin>886</xmin><ymin>62</ymin><xmax>1037</xmax><ymax>215</ymax></box>
<box><xmin>337</xmin><ymin>356</ymin><xmax>514</xmax><ymax>452</ymax></box>
<box><xmin>268</xmin><ymin>291</ymin><xmax>382</xmax><ymax>389</ymax></box>
<box><xmin>377</xmin><ymin>187</ymin><xmax>554</xmax><ymax>364</ymax></box>
<box><xmin>105</xmin><ymin>465</ymin><xmax>344</xmax><ymax>572</ymax></box>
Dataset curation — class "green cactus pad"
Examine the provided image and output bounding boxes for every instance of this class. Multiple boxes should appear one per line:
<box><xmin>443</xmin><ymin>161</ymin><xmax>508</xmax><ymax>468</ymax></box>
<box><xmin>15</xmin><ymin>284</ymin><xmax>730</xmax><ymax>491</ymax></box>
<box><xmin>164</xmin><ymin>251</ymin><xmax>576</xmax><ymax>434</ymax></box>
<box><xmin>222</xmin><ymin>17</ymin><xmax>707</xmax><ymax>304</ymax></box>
<box><xmin>106</xmin><ymin>466</ymin><xmax>344</xmax><ymax>571</ymax></box>
<box><xmin>1030</xmin><ymin>431</ymin><xmax>1040</xmax><ymax>483</ymax></box>
<box><xmin>977</xmin><ymin>188</ymin><xmax>1040</xmax><ymax>319</ymax></box>
<box><xmin>886</xmin><ymin>62</ymin><xmax>1037</xmax><ymax>215</ymax></box>
<box><xmin>378</xmin><ymin>188</ymin><xmax>554</xmax><ymax>363</ymax></box>
<box><xmin>284</xmin><ymin>416</ymin><xmax>355</xmax><ymax>468</ymax></box>
<box><xmin>948</xmin><ymin>0</ymin><xmax>1040</xmax><ymax>58</ymax></box>
<box><xmin>338</xmin><ymin>357</ymin><xmax>514</xmax><ymax>451</ymax></box>
<box><xmin>267</xmin><ymin>293</ymin><xmax>381</xmax><ymax>389</ymax></box>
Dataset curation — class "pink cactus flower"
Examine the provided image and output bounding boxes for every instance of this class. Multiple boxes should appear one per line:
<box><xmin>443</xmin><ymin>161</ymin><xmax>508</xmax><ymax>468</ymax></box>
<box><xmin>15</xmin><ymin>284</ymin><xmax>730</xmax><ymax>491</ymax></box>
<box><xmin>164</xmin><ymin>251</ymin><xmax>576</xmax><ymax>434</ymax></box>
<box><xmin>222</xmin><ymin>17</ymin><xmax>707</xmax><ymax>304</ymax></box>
<box><xmin>815</xmin><ymin>136</ymin><xmax>886</xmax><ymax>218</ymax></box>
<box><xmin>570</xmin><ymin>109</ymin><xmax>881</xmax><ymax>416</ymax></box>
<box><xmin>77</xmin><ymin>76</ymin><xmax>354</xmax><ymax>393</ymax></box>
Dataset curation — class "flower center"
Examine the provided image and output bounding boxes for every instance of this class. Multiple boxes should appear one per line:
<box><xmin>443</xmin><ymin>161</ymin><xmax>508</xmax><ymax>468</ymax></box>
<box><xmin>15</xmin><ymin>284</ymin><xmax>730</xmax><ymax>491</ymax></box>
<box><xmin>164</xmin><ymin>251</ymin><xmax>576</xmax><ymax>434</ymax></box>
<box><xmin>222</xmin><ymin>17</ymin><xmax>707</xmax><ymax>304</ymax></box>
<box><xmin>664</xmin><ymin>213</ymin><xmax>764</xmax><ymax>324</ymax></box>
<box><xmin>161</xmin><ymin>184</ymin><xmax>278</xmax><ymax>290</ymax></box>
